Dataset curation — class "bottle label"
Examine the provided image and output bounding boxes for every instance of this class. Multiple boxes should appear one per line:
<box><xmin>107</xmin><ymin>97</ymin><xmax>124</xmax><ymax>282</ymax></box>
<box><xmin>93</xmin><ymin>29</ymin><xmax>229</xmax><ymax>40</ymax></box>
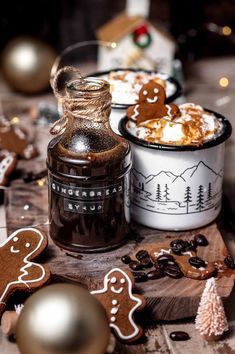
<box><xmin>50</xmin><ymin>177</ymin><xmax>123</xmax><ymax>214</ymax></box>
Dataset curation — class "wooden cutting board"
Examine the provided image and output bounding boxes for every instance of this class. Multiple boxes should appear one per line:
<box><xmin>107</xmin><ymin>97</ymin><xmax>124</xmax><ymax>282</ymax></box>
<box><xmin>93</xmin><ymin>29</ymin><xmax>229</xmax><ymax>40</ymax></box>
<box><xmin>4</xmin><ymin>160</ymin><xmax>235</xmax><ymax>321</ymax></box>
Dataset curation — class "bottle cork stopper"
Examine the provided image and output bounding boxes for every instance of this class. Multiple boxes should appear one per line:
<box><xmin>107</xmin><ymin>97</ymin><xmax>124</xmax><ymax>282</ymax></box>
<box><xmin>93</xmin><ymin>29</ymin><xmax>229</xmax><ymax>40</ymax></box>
<box><xmin>1</xmin><ymin>311</ymin><xmax>19</xmax><ymax>336</ymax></box>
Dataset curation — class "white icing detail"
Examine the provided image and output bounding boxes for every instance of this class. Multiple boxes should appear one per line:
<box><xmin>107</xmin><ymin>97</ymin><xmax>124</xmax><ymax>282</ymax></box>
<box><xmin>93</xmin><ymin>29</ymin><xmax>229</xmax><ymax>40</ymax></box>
<box><xmin>154</xmin><ymin>249</ymin><xmax>171</xmax><ymax>257</ymax></box>
<box><xmin>143</xmin><ymin>90</ymin><xmax>147</xmax><ymax>95</ymax></box>
<box><xmin>120</xmin><ymin>278</ymin><xmax>126</xmax><ymax>284</ymax></box>
<box><xmin>147</xmin><ymin>96</ymin><xmax>158</xmax><ymax>103</ymax></box>
<box><xmin>112</xmin><ymin>299</ymin><xmax>118</xmax><ymax>305</ymax></box>
<box><xmin>15</xmin><ymin>127</ymin><xmax>26</xmax><ymax>140</ymax></box>
<box><xmin>14</xmin><ymin>304</ymin><xmax>24</xmax><ymax>315</ymax></box>
<box><xmin>111</xmin><ymin>307</ymin><xmax>119</xmax><ymax>315</ymax></box>
<box><xmin>182</xmin><ymin>251</ymin><xmax>193</xmax><ymax>257</ymax></box>
<box><xmin>26</xmin><ymin>243</ymin><xmax>30</xmax><ymax>248</ymax></box>
<box><xmin>91</xmin><ymin>268</ymin><xmax>143</xmax><ymax>340</ymax></box>
<box><xmin>131</xmin><ymin>105</ymin><xmax>139</xmax><ymax>120</ymax></box>
<box><xmin>166</xmin><ymin>104</ymin><xmax>172</xmax><ymax>116</ymax></box>
<box><xmin>0</xmin><ymin>155</ymin><xmax>15</xmax><ymax>184</ymax></box>
<box><xmin>23</xmin><ymin>145</ymin><xmax>34</xmax><ymax>159</ymax></box>
<box><xmin>154</xmin><ymin>88</ymin><xmax>159</xmax><ymax>93</ymax></box>
<box><xmin>110</xmin><ymin>277</ymin><xmax>117</xmax><ymax>284</ymax></box>
<box><xmin>13</xmin><ymin>237</ymin><xmax>18</xmax><ymax>242</ymax></box>
<box><xmin>111</xmin><ymin>286</ymin><xmax>123</xmax><ymax>294</ymax></box>
<box><xmin>199</xmin><ymin>267</ymin><xmax>206</xmax><ymax>271</ymax></box>
<box><xmin>0</xmin><ymin>228</ymin><xmax>46</xmax><ymax>306</ymax></box>
<box><xmin>10</xmin><ymin>246</ymin><xmax>20</xmax><ymax>254</ymax></box>
<box><xmin>110</xmin><ymin>316</ymin><xmax>116</xmax><ymax>322</ymax></box>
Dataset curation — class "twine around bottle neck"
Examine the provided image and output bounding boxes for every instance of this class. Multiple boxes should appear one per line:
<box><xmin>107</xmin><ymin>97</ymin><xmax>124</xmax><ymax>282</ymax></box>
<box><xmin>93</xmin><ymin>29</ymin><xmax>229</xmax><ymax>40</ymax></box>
<box><xmin>50</xmin><ymin>66</ymin><xmax>112</xmax><ymax>135</ymax></box>
<box><xmin>62</xmin><ymin>83</ymin><xmax>111</xmax><ymax>122</ymax></box>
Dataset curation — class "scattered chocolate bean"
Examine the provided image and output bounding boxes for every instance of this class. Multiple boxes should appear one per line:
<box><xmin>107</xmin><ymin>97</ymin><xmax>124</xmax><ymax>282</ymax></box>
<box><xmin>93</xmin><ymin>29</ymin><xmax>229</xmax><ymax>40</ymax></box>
<box><xmin>132</xmin><ymin>271</ymin><xmax>148</xmax><ymax>282</ymax></box>
<box><xmin>184</xmin><ymin>240</ymin><xmax>197</xmax><ymax>252</ymax></box>
<box><xmin>129</xmin><ymin>260</ymin><xmax>142</xmax><ymax>271</ymax></box>
<box><xmin>121</xmin><ymin>255</ymin><xmax>131</xmax><ymax>264</ymax></box>
<box><xmin>170</xmin><ymin>239</ymin><xmax>185</xmax><ymax>248</ymax></box>
<box><xmin>139</xmin><ymin>257</ymin><xmax>153</xmax><ymax>268</ymax></box>
<box><xmin>164</xmin><ymin>265</ymin><xmax>183</xmax><ymax>278</ymax></box>
<box><xmin>166</xmin><ymin>260</ymin><xmax>179</xmax><ymax>267</ymax></box>
<box><xmin>154</xmin><ymin>262</ymin><xmax>165</xmax><ymax>270</ymax></box>
<box><xmin>194</xmin><ymin>234</ymin><xmax>208</xmax><ymax>246</ymax></box>
<box><xmin>171</xmin><ymin>244</ymin><xmax>184</xmax><ymax>255</ymax></box>
<box><xmin>170</xmin><ymin>331</ymin><xmax>190</xmax><ymax>341</ymax></box>
<box><xmin>224</xmin><ymin>255</ymin><xmax>235</xmax><ymax>269</ymax></box>
<box><xmin>147</xmin><ymin>269</ymin><xmax>164</xmax><ymax>280</ymax></box>
<box><xmin>136</xmin><ymin>249</ymin><xmax>149</xmax><ymax>261</ymax></box>
<box><xmin>157</xmin><ymin>254</ymin><xmax>174</xmax><ymax>264</ymax></box>
<box><xmin>188</xmin><ymin>257</ymin><xmax>206</xmax><ymax>268</ymax></box>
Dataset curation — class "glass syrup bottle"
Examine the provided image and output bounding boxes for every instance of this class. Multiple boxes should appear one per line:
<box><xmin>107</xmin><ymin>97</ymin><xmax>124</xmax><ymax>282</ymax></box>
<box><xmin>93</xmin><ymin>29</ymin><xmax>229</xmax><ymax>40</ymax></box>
<box><xmin>47</xmin><ymin>67</ymin><xmax>131</xmax><ymax>252</ymax></box>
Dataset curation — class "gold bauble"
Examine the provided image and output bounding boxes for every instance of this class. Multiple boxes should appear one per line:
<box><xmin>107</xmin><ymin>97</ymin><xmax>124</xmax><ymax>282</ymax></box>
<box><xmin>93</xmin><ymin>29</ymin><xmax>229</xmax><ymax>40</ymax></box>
<box><xmin>1</xmin><ymin>36</ymin><xmax>57</xmax><ymax>93</ymax></box>
<box><xmin>16</xmin><ymin>284</ymin><xmax>110</xmax><ymax>354</ymax></box>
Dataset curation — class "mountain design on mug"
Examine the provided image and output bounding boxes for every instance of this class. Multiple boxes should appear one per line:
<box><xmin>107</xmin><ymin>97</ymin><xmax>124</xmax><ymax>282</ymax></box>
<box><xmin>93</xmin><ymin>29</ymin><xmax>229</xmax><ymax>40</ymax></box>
<box><xmin>132</xmin><ymin>161</ymin><xmax>223</xmax><ymax>215</ymax></box>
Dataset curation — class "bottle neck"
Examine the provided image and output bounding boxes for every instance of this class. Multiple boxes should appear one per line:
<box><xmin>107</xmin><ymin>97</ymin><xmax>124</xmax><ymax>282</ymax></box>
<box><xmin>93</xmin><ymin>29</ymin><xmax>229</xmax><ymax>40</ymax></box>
<box><xmin>63</xmin><ymin>92</ymin><xmax>111</xmax><ymax>123</ymax></box>
<box><xmin>63</xmin><ymin>77</ymin><xmax>111</xmax><ymax>123</ymax></box>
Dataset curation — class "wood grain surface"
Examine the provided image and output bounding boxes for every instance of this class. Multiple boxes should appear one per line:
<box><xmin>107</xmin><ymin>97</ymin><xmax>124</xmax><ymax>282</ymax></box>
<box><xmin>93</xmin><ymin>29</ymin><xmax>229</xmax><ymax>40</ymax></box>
<box><xmin>4</xmin><ymin>160</ymin><xmax>235</xmax><ymax>323</ymax></box>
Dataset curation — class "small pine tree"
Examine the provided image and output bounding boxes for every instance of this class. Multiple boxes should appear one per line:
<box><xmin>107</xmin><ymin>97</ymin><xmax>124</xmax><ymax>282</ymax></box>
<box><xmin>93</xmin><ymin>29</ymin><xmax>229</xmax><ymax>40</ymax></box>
<box><xmin>196</xmin><ymin>185</ymin><xmax>204</xmax><ymax>211</ymax></box>
<box><xmin>155</xmin><ymin>184</ymin><xmax>162</xmax><ymax>202</ymax></box>
<box><xmin>207</xmin><ymin>182</ymin><xmax>212</xmax><ymax>201</ymax></box>
<box><xmin>163</xmin><ymin>184</ymin><xmax>170</xmax><ymax>202</ymax></box>
<box><xmin>184</xmin><ymin>186</ymin><xmax>192</xmax><ymax>213</ymax></box>
<box><xmin>195</xmin><ymin>278</ymin><xmax>229</xmax><ymax>341</ymax></box>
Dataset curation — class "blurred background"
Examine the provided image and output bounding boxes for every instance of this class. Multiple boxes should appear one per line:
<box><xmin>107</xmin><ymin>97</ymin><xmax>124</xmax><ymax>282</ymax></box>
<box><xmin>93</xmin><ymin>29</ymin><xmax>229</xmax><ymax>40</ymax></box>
<box><xmin>0</xmin><ymin>0</ymin><xmax>234</xmax><ymax>187</ymax></box>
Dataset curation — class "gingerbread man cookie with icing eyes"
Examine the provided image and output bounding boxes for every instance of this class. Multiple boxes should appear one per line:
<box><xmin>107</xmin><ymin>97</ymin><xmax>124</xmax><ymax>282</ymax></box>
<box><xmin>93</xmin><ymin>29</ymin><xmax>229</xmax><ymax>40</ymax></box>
<box><xmin>91</xmin><ymin>268</ymin><xmax>146</xmax><ymax>343</ymax></box>
<box><xmin>0</xmin><ymin>117</ymin><xmax>38</xmax><ymax>159</ymax></box>
<box><xmin>127</xmin><ymin>81</ymin><xmax>179</xmax><ymax>125</ymax></box>
<box><xmin>0</xmin><ymin>151</ymin><xmax>17</xmax><ymax>186</ymax></box>
<box><xmin>0</xmin><ymin>228</ymin><xmax>50</xmax><ymax>317</ymax></box>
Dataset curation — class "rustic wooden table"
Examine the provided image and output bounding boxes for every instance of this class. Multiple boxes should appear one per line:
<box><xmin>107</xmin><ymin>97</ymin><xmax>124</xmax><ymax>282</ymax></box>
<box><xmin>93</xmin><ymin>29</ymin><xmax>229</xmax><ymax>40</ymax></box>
<box><xmin>1</xmin><ymin>57</ymin><xmax>235</xmax><ymax>353</ymax></box>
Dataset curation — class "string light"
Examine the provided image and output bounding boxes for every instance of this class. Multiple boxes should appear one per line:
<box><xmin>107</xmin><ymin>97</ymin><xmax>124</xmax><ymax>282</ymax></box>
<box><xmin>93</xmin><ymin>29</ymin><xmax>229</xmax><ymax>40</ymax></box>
<box><xmin>11</xmin><ymin>116</ymin><xmax>20</xmax><ymax>124</ymax></box>
<box><xmin>222</xmin><ymin>26</ymin><xmax>232</xmax><ymax>36</ymax></box>
<box><xmin>219</xmin><ymin>77</ymin><xmax>229</xmax><ymax>88</ymax></box>
<box><xmin>110</xmin><ymin>42</ymin><xmax>117</xmax><ymax>49</ymax></box>
<box><xmin>37</xmin><ymin>178</ymin><xmax>46</xmax><ymax>187</ymax></box>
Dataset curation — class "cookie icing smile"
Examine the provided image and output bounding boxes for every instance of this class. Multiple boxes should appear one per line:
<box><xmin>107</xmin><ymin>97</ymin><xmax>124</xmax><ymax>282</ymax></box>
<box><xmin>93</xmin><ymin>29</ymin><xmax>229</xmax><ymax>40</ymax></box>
<box><xmin>147</xmin><ymin>96</ymin><xmax>158</xmax><ymax>103</ymax></box>
<box><xmin>10</xmin><ymin>246</ymin><xmax>20</xmax><ymax>253</ymax></box>
<box><xmin>111</xmin><ymin>286</ymin><xmax>123</xmax><ymax>294</ymax></box>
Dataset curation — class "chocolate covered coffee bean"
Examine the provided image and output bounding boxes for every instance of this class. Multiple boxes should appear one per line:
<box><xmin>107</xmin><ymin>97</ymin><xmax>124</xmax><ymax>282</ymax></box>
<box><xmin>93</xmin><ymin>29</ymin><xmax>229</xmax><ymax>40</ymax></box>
<box><xmin>147</xmin><ymin>269</ymin><xmax>164</xmax><ymax>280</ymax></box>
<box><xmin>170</xmin><ymin>331</ymin><xmax>190</xmax><ymax>341</ymax></box>
<box><xmin>164</xmin><ymin>265</ymin><xmax>183</xmax><ymax>279</ymax></box>
<box><xmin>136</xmin><ymin>250</ymin><xmax>149</xmax><ymax>261</ymax></box>
<box><xmin>224</xmin><ymin>255</ymin><xmax>235</xmax><ymax>269</ymax></box>
<box><xmin>194</xmin><ymin>234</ymin><xmax>208</xmax><ymax>246</ymax></box>
<box><xmin>188</xmin><ymin>257</ymin><xmax>206</xmax><ymax>269</ymax></box>
<box><xmin>121</xmin><ymin>255</ymin><xmax>132</xmax><ymax>264</ymax></box>
<box><xmin>129</xmin><ymin>260</ymin><xmax>142</xmax><ymax>271</ymax></box>
<box><xmin>132</xmin><ymin>271</ymin><xmax>148</xmax><ymax>283</ymax></box>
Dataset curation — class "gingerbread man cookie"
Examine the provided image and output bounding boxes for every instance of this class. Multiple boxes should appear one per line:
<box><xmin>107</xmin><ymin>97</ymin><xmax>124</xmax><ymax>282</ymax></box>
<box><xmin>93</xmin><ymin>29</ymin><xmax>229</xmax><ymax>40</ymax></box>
<box><xmin>0</xmin><ymin>228</ymin><xmax>50</xmax><ymax>316</ymax></box>
<box><xmin>0</xmin><ymin>151</ymin><xmax>17</xmax><ymax>186</ymax></box>
<box><xmin>149</xmin><ymin>242</ymin><xmax>215</xmax><ymax>280</ymax></box>
<box><xmin>0</xmin><ymin>117</ymin><xmax>38</xmax><ymax>159</ymax></box>
<box><xmin>127</xmin><ymin>81</ymin><xmax>179</xmax><ymax>125</ymax></box>
<box><xmin>91</xmin><ymin>268</ymin><xmax>146</xmax><ymax>343</ymax></box>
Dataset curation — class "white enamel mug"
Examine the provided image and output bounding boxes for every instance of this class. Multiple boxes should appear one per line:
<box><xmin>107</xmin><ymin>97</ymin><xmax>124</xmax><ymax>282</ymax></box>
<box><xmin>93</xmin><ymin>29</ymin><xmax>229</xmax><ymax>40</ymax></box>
<box><xmin>119</xmin><ymin>111</ymin><xmax>232</xmax><ymax>230</ymax></box>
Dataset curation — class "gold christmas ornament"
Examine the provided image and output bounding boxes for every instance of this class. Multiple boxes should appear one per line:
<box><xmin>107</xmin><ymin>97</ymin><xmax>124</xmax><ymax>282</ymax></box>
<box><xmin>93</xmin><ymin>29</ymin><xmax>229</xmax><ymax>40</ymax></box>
<box><xmin>16</xmin><ymin>284</ymin><xmax>110</xmax><ymax>354</ymax></box>
<box><xmin>1</xmin><ymin>37</ymin><xmax>57</xmax><ymax>94</ymax></box>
